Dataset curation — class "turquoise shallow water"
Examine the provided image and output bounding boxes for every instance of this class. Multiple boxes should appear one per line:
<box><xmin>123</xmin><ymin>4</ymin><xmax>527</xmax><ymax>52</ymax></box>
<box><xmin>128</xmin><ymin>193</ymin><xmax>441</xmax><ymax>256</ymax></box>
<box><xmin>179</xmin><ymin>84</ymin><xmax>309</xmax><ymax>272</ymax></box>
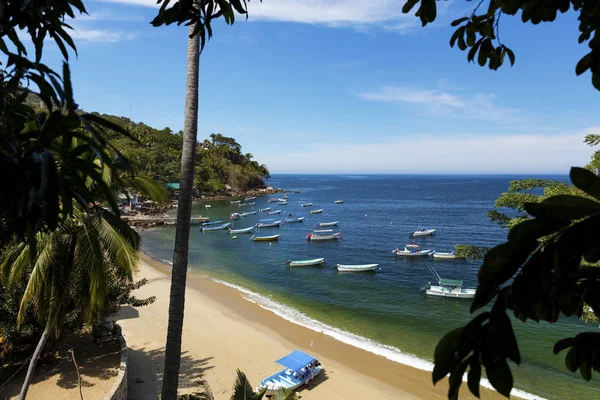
<box><xmin>141</xmin><ymin>174</ymin><xmax>600</xmax><ymax>399</ymax></box>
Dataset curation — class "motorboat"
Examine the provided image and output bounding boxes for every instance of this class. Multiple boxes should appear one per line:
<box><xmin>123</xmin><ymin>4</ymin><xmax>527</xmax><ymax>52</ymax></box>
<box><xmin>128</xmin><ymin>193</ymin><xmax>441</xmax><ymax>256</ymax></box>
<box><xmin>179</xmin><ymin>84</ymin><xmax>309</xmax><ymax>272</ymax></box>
<box><xmin>335</xmin><ymin>264</ymin><xmax>378</xmax><ymax>272</ymax></box>
<box><xmin>287</xmin><ymin>258</ymin><xmax>325</xmax><ymax>267</ymax></box>
<box><xmin>392</xmin><ymin>243</ymin><xmax>432</xmax><ymax>256</ymax></box>
<box><xmin>409</xmin><ymin>227</ymin><xmax>436</xmax><ymax>237</ymax></box>
<box><xmin>256</xmin><ymin>219</ymin><xmax>282</xmax><ymax>228</ymax></box>
<box><xmin>306</xmin><ymin>230</ymin><xmax>341</xmax><ymax>241</ymax></box>
<box><xmin>259</xmin><ymin>350</ymin><xmax>323</xmax><ymax>395</ymax></box>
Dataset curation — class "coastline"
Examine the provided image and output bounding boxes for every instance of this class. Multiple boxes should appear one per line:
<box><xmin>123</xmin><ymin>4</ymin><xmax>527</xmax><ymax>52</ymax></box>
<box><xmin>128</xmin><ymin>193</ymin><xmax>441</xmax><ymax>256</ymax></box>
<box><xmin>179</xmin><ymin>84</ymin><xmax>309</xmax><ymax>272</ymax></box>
<box><xmin>119</xmin><ymin>252</ymin><xmax>511</xmax><ymax>400</ymax></box>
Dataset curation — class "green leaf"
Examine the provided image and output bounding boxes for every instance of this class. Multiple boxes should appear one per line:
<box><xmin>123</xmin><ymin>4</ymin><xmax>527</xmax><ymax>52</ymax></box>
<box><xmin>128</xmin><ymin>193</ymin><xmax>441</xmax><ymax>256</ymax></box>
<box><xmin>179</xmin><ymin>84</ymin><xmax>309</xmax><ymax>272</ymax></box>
<box><xmin>451</xmin><ymin>17</ymin><xmax>468</xmax><ymax>27</ymax></box>
<box><xmin>433</xmin><ymin>328</ymin><xmax>463</xmax><ymax>384</ymax></box>
<box><xmin>570</xmin><ymin>167</ymin><xmax>600</xmax><ymax>200</ymax></box>
<box><xmin>457</xmin><ymin>28</ymin><xmax>467</xmax><ymax>51</ymax></box>
<box><xmin>525</xmin><ymin>195</ymin><xmax>600</xmax><ymax>222</ymax></box>
<box><xmin>420</xmin><ymin>0</ymin><xmax>436</xmax><ymax>24</ymax></box>
<box><xmin>466</xmin><ymin>24</ymin><xmax>476</xmax><ymax>47</ymax></box>
<box><xmin>450</xmin><ymin>28</ymin><xmax>461</xmax><ymax>48</ymax></box>
<box><xmin>448</xmin><ymin>357</ymin><xmax>469</xmax><ymax>400</ymax></box>
<box><xmin>477</xmin><ymin>46</ymin><xmax>487</xmax><ymax>66</ymax></box>
<box><xmin>467</xmin><ymin>356</ymin><xmax>481</xmax><ymax>398</ymax></box>
<box><xmin>554</xmin><ymin>338</ymin><xmax>576</xmax><ymax>355</ymax></box>
<box><xmin>576</xmin><ymin>53</ymin><xmax>592</xmax><ymax>76</ymax></box>
<box><xmin>485</xmin><ymin>360</ymin><xmax>513</xmax><ymax>398</ymax></box>
<box><xmin>402</xmin><ymin>0</ymin><xmax>420</xmax><ymax>14</ymax></box>
<box><xmin>505</xmin><ymin>47</ymin><xmax>515</xmax><ymax>66</ymax></box>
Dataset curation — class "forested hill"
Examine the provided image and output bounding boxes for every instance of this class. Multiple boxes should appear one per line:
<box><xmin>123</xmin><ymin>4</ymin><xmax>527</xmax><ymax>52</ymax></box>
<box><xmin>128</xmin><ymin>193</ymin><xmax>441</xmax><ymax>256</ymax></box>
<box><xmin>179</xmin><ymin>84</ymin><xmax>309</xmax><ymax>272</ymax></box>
<box><xmin>97</xmin><ymin>114</ymin><xmax>270</xmax><ymax>194</ymax></box>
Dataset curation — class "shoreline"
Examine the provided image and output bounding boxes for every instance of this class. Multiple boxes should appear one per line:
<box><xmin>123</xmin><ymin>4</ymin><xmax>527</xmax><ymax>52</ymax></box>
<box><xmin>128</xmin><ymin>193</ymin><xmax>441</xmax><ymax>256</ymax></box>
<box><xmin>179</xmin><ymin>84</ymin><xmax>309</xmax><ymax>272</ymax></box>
<box><xmin>124</xmin><ymin>252</ymin><xmax>512</xmax><ymax>399</ymax></box>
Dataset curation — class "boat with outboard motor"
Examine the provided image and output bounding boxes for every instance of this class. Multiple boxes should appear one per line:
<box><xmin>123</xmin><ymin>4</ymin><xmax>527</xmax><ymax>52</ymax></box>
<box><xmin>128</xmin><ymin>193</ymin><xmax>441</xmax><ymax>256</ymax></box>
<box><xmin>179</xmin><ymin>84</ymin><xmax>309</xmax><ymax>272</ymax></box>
<box><xmin>306</xmin><ymin>229</ymin><xmax>341</xmax><ymax>241</ymax></box>
<box><xmin>256</xmin><ymin>219</ymin><xmax>282</xmax><ymax>228</ymax></box>
<box><xmin>259</xmin><ymin>350</ymin><xmax>323</xmax><ymax>395</ymax></box>
<box><xmin>392</xmin><ymin>243</ymin><xmax>433</xmax><ymax>256</ymax></box>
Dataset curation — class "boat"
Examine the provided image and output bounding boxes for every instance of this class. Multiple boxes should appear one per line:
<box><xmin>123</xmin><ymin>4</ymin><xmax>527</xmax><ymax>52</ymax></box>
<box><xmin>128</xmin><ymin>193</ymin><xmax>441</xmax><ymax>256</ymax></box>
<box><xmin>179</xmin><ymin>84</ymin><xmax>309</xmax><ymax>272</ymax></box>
<box><xmin>251</xmin><ymin>234</ymin><xmax>280</xmax><ymax>242</ymax></box>
<box><xmin>200</xmin><ymin>220</ymin><xmax>223</xmax><ymax>226</ymax></box>
<box><xmin>268</xmin><ymin>198</ymin><xmax>278</xmax><ymax>203</ymax></box>
<box><xmin>306</xmin><ymin>230</ymin><xmax>342</xmax><ymax>241</ymax></box>
<box><xmin>240</xmin><ymin>211</ymin><xmax>257</xmax><ymax>217</ymax></box>
<box><xmin>277</xmin><ymin>201</ymin><xmax>288</xmax><ymax>205</ymax></box>
<box><xmin>244</xmin><ymin>196</ymin><xmax>256</xmax><ymax>201</ymax></box>
<box><xmin>294</xmin><ymin>190</ymin><xmax>300</xmax><ymax>193</ymax></box>
<box><xmin>285</xmin><ymin>217</ymin><xmax>305</xmax><ymax>223</ymax></box>
<box><xmin>421</xmin><ymin>260</ymin><xmax>475</xmax><ymax>298</ymax></box>
<box><xmin>433</xmin><ymin>251</ymin><xmax>464</xmax><ymax>260</ymax></box>
<box><xmin>230</xmin><ymin>213</ymin><xmax>241</xmax><ymax>220</ymax></box>
<box><xmin>392</xmin><ymin>243</ymin><xmax>433</xmax><ymax>256</ymax></box>
<box><xmin>269</xmin><ymin>210</ymin><xmax>282</xmax><ymax>215</ymax></box>
<box><xmin>229</xmin><ymin>226</ymin><xmax>254</xmax><ymax>234</ymax></box>
<box><xmin>336</xmin><ymin>263</ymin><xmax>378</xmax><ymax>272</ymax></box>
<box><xmin>317</xmin><ymin>221</ymin><xmax>338</xmax><ymax>227</ymax></box>
<box><xmin>334</xmin><ymin>200</ymin><xmax>344</xmax><ymax>204</ymax></box>
<box><xmin>238</xmin><ymin>202</ymin><xmax>248</xmax><ymax>207</ymax></box>
<box><xmin>230</xmin><ymin>200</ymin><xmax>241</xmax><ymax>205</ymax></box>
<box><xmin>276</xmin><ymin>197</ymin><xmax>288</xmax><ymax>202</ymax></box>
<box><xmin>200</xmin><ymin>222</ymin><xmax>231</xmax><ymax>231</ymax></box>
<box><xmin>256</xmin><ymin>219</ymin><xmax>282</xmax><ymax>228</ymax></box>
<box><xmin>259</xmin><ymin>350</ymin><xmax>323</xmax><ymax>395</ymax></box>
<box><xmin>259</xmin><ymin>207</ymin><xmax>271</xmax><ymax>212</ymax></box>
<box><xmin>287</xmin><ymin>258</ymin><xmax>325</xmax><ymax>267</ymax></box>
<box><xmin>409</xmin><ymin>227</ymin><xmax>436</xmax><ymax>237</ymax></box>
<box><xmin>301</xmin><ymin>203</ymin><xmax>312</xmax><ymax>207</ymax></box>
<box><xmin>247</xmin><ymin>202</ymin><xmax>256</xmax><ymax>206</ymax></box>
<box><xmin>309</xmin><ymin>209</ymin><xmax>324</xmax><ymax>214</ymax></box>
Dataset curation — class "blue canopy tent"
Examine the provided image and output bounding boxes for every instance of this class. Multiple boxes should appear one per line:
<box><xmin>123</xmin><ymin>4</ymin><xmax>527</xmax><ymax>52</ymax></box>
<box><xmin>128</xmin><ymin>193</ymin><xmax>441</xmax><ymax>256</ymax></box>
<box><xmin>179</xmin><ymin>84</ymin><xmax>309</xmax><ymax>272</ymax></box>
<box><xmin>275</xmin><ymin>350</ymin><xmax>317</xmax><ymax>371</ymax></box>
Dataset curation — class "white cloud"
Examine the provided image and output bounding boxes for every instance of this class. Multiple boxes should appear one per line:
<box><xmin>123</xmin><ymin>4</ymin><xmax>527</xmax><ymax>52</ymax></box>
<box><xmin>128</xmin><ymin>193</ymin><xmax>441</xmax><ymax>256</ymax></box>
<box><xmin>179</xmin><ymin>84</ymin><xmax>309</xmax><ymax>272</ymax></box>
<box><xmin>256</xmin><ymin>128</ymin><xmax>598</xmax><ymax>174</ymax></box>
<box><xmin>359</xmin><ymin>86</ymin><xmax>522</xmax><ymax>122</ymax></box>
<box><xmin>71</xmin><ymin>28</ymin><xmax>137</xmax><ymax>43</ymax></box>
<box><xmin>99</xmin><ymin>0</ymin><xmax>455</xmax><ymax>31</ymax></box>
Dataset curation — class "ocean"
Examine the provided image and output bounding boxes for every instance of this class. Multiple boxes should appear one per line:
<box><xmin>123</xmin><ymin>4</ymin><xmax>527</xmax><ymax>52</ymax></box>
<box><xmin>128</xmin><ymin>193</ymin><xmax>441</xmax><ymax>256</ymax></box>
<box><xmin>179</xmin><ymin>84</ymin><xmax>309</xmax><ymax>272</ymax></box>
<box><xmin>140</xmin><ymin>174</ymin><xmax>600</xmax><ymax>399</ymax></box>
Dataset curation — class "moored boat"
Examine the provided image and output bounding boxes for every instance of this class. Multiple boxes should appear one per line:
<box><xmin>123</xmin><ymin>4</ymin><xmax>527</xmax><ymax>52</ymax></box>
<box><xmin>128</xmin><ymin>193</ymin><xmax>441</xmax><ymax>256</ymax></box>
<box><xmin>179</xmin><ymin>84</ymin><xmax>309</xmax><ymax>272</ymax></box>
<box><xmin>306</xmin><ymin>230</ymin><xmax>341</xmax><ymax>241</ymax></box>
<box><xmin>229</xmin><ymin>226</ymin><xmax>254</xmax><ymax>234</ymax></box>
<box><xmin>422</xmin><ymin>260</ymin><xmax>475</xmax><ymax>298</ymax></box>
<box><xmin>334</xmin><ymin>200</ymin><xmax>344</xmax><ymax>204</ymax></box>
<box><xmin>336</xmin><ymin>263</ymin><xmax>378</xmax><ymax>272</ymax></box>
<box><xmin>309</xmin><ymin>209</ymin><xmax>324</xmax><ymax>214</ymax></box>
<box><xmin>268</xmin><ymin>198</ymin><xmax>278</xmax><ymax>203</ymax></box>
<box><xmin>259</xmin><ymin>350</ymin><xmax>323</xmax><ymax>395</ymax></box>
<box><xmin>259</xmin><ymin>207</ymin><xmax>271</xmax><ymax>212</ymax></box>
<box><xmin>244</xmin><ymin>196</ymin><xmax>256</xmax><ymax>201</ymax></box>
<box><xmin>277</xmin><ymin>201</ymin><xmax>288</xmax><ymax>205</ymax></box>
<box><xmin>287</xmin><ymin>258</ymin><xmax>325</xmax><ymax>267</ymax></box>
<box><xmin>247</xmin><ymin>202</ymin><xmax>256</xmax><ymax>206</ymax></box>
<box><xmin>240</xmin><ymin>211</ymin><xmax>257</xmax><ymax>217</ymax></box>
<box><xmin>285</xmin><ymin>217</ymin><xmax>305</xmax><ymax>223</ymax></box>
<box><xmin>433</xmin><ymin>251</ymin><xmax>464</xmax><ymax>260</ymax></box>
<box><xmin>230</xmin><ymin>200</ymin><xmax>241</xmax><ymax>205</ymax></box>
<box><xmin>256</xmin><ymin>219</ymin><xmax>282</xmax><ymax>228</ymax></box>
<box><xmin>301</xmin><ymin>203</ymin><xmax>312</xmax><ymax>207</ymax></box>
<box><xmin>317</xmin><ymin>221</ymin><xmax>338</xmax><ymax>227</ymax></box>
<box><xmin>200</xmin><ymin>220</ymin><xmax>223</xmax><ymax>226</ymax></box>
<box><xmin>251</xmin><ymin>234</ymin><xmax>280</xmax><ymax>242</ymax></box>
<box><xmin>200</xmin><ymin>222</ymin><xmax>231</xmax><ymax>231</ymax></box>
<box><xmin>269</xmin><ymin>210</ymin><xmax>282</xmax><ymax>215</ymax></box>
<box><xmin>392</xmin><ymin>243</ymin><xmax>432</xmax><ymax>256</ymax></box>
<box><xmin>230</xmin><ymin>213</ymin><xmax>241</xmax><ymax>220</ymax></box>
<box><xmin>409</xmin><ymin>227</ymin><xmax>436</xmax><ymax>237</ymax></box>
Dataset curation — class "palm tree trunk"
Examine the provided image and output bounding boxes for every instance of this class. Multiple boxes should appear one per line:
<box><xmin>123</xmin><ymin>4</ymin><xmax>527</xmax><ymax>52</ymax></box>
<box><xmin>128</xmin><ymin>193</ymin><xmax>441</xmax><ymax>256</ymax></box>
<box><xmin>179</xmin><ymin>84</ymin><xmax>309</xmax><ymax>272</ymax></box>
<box><xmin>18</xmin><ymin>316</ymin><xmax>52</xmax><ymax>399</ymax></box>
<box><xmin>161</xmin><ymin>24</ymin><xmax>200</xmax><ymax>400</ymax></box>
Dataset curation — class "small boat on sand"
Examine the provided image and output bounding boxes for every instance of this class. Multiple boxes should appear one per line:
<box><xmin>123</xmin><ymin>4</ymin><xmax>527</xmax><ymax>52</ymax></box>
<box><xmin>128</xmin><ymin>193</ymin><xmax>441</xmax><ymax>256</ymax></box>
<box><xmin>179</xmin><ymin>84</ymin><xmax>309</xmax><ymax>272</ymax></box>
<box><xmin>301</xmin><ymin>203</ymin><xmax>313</xmax><ymax>207</ymax></box>
<box><xmin>334</xmin><ymin>200</ymin><xmax>344</xmax><ymax>204</ymax></box>
<box><xmin>409</xmin><ymin>227</ymin><xmax>436</xmax><ymax>237</ymax></box>
<box><xmin>200</xmin><ymin>220</ymin><xmax>223</xmax><ymax>226</ymax></box>
<box><xmin>251</xmin><ymin>234</ymin><xmax>280</xmax><ymax>242</ymax></box>
<box><xmin>287</xmin><ymin>258</ymin><xmax>325</xmax><ymax>267</ymax></box>
<box><xmin>433</xmin><ymin>251</ymin><xmax>463</xmax><ymax>260</ymax></box>
<box><xmin>392</xmin><ymin>243</ymin><xmax>432</xmax><ymax>256</ymax></box>
<box><xmin>256</xmin><ymin>219</ymin><xmax>282</xmax><ymax>228</ymax></box>
<box><xmin>336</xmin><ymin>264</ymin><xmax>378</xmax><ymax>272</ymax></box>
<box><xmin>309</xmin><ymin>209</ymin><xmax>323</xmax><ymax>214</ymax></box>
<box><xmin>317</xmin><ymin>221</ymin><xmax>338</xmax><ymax>227</ymax></box>
<box><xmin>200</xmin><ymin>222</ymin><xmax>231</xmax><ymax>231</ymax></box>
<box><xmin>306</xmin><ymin>230</ymin><xmax>341</xmax><ymax>241</ymax></box>
<box><xmin>422</xmin><ymin>260</ymin><xmax>475</xmax><ymax>298</ymax></box>
<box><xmin>259</xmin><ymin>207</ymin><xmax>271</xmax><ymax>212</ymax></box>
<box><xmin>229</xmin><ymin>226</ymin><xmax>254</xmax><ymax>234</ymax></box>
<box><xmin>285</xmin><ymin>217</ymin><xmax>305</xmax><ymax>223</ymax></box>
<box><xmin>269</xmin><ymin>210</ymin><xmax>282</xmax><ymax>215</ymax></box>
<box><xmin>259</xmin><ymin>350</ymin><xmax>323</xmax><ymax>395</ymax></box>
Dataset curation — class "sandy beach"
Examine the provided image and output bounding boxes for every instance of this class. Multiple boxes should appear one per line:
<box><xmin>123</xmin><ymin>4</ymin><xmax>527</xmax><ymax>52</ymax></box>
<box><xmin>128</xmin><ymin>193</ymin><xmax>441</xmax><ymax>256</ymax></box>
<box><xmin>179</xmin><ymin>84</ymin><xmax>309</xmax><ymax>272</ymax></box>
<box><xmin>118</xmin><ymin>253</ymin><xmax>505</xmax><ymax>400</ymax></box>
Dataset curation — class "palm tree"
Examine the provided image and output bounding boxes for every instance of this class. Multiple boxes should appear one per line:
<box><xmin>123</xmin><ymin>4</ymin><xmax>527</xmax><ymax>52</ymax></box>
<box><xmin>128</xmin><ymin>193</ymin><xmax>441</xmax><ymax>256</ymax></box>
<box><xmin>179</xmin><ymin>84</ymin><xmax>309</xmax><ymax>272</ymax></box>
<box><xmin>231</xmin><ymin>369</ymin><xmax>297</xmax><ymax>400</ymax></box>
<box><xmin>1</xmin><ymin>206</ymin><xmax>140</xmax><ymax>399</ymax></box>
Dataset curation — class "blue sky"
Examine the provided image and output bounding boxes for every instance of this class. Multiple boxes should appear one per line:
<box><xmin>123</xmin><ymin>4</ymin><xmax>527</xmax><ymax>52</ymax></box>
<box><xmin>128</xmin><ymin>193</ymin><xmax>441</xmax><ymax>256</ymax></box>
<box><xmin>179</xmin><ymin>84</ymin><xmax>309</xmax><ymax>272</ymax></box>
<box><xmin>35</xmin><ymin>0</ymin><xmax>599</xmax><ymax>174</ymax></box>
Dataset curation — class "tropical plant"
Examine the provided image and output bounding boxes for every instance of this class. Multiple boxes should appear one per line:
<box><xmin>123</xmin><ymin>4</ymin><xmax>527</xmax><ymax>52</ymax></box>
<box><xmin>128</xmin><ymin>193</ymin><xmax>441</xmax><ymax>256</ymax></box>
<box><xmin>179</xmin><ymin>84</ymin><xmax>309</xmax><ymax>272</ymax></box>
<box><xmin>401</xmin><ymin>0</ymin><xmax>600</xmax><ymax>90</ymax></box>
<box><xmin>230</xmin><ymin>369</ymin><xmax>297</xmax><ymax>400</ymax></box>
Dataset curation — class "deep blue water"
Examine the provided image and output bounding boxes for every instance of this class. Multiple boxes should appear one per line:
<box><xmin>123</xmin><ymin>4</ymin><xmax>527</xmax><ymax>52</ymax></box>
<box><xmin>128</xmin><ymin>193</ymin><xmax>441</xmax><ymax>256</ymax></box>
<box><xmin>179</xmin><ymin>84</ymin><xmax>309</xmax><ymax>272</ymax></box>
<box><xmin>141</xmin><ymin>174</ymin><xmax>599</xmax><ymax>399</ymax></box>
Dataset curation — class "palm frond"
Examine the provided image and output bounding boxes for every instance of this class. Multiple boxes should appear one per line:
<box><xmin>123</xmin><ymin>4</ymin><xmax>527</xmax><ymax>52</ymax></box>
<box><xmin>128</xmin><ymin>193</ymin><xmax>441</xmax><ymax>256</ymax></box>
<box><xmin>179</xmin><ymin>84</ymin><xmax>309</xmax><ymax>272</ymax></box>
<box><xmin>122</xmin><ymin>175</ymin><xmax>169</xmax><ymax>203</ymax></box>
<box><xmin>231</xmin><ymin>369</ymin><xmax>256</xmax><ymax>400</ymax></box>
<box><xmin>95</xmin><ymin>211</ymin><xmax>138</xmax><ymax>280</ymax></box>
<box><xmin>271</xmin><ymin>387</ymin><xmax>296</xmax><ymax>400</ymax></box>
<box><xmin>1</xmin><ymin>241</ymin><xmax>29</xmax><ymax>282</ymax></box>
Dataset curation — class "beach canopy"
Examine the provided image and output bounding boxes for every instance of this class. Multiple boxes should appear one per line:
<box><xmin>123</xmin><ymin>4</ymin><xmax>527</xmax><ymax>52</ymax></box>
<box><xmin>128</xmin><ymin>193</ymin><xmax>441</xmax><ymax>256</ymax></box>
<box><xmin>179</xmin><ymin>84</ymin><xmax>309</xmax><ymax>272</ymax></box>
<box><xmin>440</xmin><ymin>278</ymin><xmax>463</xmax><ymax>286</ymax></box>
<box><xmin>275</xmin><ymin>350</ymin><xmax>316</xmax><ymax>371</ymax></box>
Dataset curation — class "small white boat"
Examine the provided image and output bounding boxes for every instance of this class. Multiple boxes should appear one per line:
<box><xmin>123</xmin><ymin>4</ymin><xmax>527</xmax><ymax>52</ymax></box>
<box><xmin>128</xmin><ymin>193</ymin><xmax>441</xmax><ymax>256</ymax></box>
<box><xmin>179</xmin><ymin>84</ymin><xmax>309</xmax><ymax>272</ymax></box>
<box><xmin>276</xmin><ymin>197</ymin><xmax>288</xmax><ymax>202</ymax></box>
<box><xmin>309</xmin><ymin>209</ymin><xmax>323</xmax><ymax>214</ymax></box>
<box><xmin>251</xmin><ymin>234</ymin><xmax>280</xmax><ymax>242</ymax></box>
<box><xmin>238</xmin><ymin>202</ymin><xmax>248</xmax><ymax>207</ymax></box>
<box><xmin>256</xmin><ymin>219</ymin><xmax>282</xmax><ymax>228</ymax></box>
<box><xmin>423</xmin><ymin>280</ymin><xmax>476</xmax><ymax>298</ymax></box>
<box><xmin>269</xmin><ymin>210</ymin><xmax>282</xmax><ymax>215</ymax></box>
<box><xmin>244</xmin><ymin>196</ymin><xmax>256</xmax><ymax>201</ymax></box>
<box><xmin>268</xmin><ymin>198</ymin><xmax>278</xmax><ymax>203</ymax></box>
<box><xmin>200</xmin><ymin>220</ymin><xmax>223</xmax><ymax>226</ymax></box>
<box><xmin>230</xmin><ymin>200</ymin><xmax>241</xmax><ymax>204</ymax></box>
<box><xmin>229</xmin><ymin>226</ymin><xmax>254</xmax><ymax>234</ymax></box>
<box><xmin>307</xmin><ymin>230</ymin><xmax>341</xmax><ymax>241</ymax></box>
<box><xmin>247</xmin><ymin>202</ymin><xmax>256</xmax><ymax>206</ymax></box>
<box><xmin>301</xmin><ymin>203</ymin><xmax>313</xmax><ymax>207</ymax></box>
<box><xmin>392</xmin><ymin>243</ymin><xmax>432</xmax><ymax>256</ymax></box>
<box><xmin>336</xmin><ymin>264</ymin><xmax>378</xmax><ymax>272</ymax></box>
<box><xmin>259</xmin><ymin>350</ymin><xmax>323</xmax><ymax>395</ymax></box>
<box><xmin>433</xmin><ymin>251</ymin><xmax>463</xmax><ymax>260</ymax></box>
<box><xmin>200</xmin><ymin>222</ymin><xmax>231</xmax><ymax>231</ymax></box>
<box><xmin>334</xmin><ymin>200</ymin><xmax>344</xmax><ymax>204</ymax></box>
<box><xmin>317</xmin><ymin>221</ymin><xmax>338</xmax><ymax>227</ymax></box>
<box><xmin>409</xmin><ymin>227</ymin><xmax>436</xmax><ymax>237</ymax></box>
<box><xmin>259</xmin><ymin>207</ymin><xmax>271</xmax><ymax>212</ymax></box>
<box><xmin>240</xmin><ymin>211</ymin><xmax>257</xmax><ymax>217</ymax></box>
<box><xmin>287</xmin><ymin>258</ymin><xmax>325</xmax><ymax>267</ymax></box>
<box><xmin>230</xmin><ymin>213</ymin><xmax>241</xmax><ymax>220</ymax></box>
<box><xmin>285</xmin><ymin>217</ymin><xmax>305</xmax><ymax>223</ymax></box>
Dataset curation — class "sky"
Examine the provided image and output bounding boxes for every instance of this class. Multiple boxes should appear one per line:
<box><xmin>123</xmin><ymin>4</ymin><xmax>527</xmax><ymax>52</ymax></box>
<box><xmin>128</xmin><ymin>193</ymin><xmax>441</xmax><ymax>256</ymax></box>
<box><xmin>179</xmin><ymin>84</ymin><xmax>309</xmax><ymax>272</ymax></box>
<box><xmin>31</xmin><ymin>0</ymin><xmax>600</xmax><ymax>174</ymax></box>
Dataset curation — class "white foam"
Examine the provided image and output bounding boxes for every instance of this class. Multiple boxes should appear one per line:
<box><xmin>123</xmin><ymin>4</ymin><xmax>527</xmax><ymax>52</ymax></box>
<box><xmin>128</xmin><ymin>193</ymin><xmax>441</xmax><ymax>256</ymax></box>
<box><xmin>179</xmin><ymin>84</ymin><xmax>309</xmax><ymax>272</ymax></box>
<box><xmin>212</xmin><ymin>277</ymin><xmax>547</xmax><ymax>400</ymax></box>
